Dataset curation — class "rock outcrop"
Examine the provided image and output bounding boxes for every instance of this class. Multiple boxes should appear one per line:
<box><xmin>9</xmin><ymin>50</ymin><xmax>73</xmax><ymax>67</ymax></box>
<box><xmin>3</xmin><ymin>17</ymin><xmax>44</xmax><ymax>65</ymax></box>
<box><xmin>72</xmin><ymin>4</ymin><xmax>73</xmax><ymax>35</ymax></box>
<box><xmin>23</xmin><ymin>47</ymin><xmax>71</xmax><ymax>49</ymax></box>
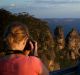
<box><xmin>54</xmin><ymin>26</ymin><xmax>65</xmax><ymax>50</ymax></box>
<box><xmin>54</xmin><ymin>26</ymin><xmax>66</xmax><ymax>69</ymax></box>
<box><xmin>66</xmin><ymin>28</ymin><xmax>80</xmax><ymax>60</ymax></box>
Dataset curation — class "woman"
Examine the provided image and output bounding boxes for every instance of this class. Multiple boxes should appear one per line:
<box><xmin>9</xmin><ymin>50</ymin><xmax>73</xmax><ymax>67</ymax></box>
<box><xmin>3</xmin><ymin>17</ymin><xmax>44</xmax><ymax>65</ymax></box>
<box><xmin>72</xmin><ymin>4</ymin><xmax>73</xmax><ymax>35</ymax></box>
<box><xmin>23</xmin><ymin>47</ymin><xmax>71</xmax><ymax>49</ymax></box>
<box><xmin>0</xmin><ymin>22</ymin><xmax>49</xmax><ymax>75</ymax></box>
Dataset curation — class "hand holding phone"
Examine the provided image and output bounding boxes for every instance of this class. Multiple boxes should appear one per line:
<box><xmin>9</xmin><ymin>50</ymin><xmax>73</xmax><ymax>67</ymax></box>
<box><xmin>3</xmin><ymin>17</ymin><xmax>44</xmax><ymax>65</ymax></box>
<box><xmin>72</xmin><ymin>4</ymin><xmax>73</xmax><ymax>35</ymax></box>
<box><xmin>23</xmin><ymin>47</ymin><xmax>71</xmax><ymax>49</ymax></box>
<box><xmin>23</xmin><ymin>39</ymin><xmax>38</xmax><ymax>56</ymax></box>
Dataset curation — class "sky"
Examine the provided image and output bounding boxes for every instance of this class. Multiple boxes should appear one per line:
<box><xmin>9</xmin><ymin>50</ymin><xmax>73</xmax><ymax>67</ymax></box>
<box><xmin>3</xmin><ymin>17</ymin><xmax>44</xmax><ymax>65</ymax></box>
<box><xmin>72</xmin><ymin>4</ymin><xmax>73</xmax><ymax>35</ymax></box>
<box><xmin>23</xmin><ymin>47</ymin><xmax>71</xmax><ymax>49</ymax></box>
<box><xmin>0</xmin><ymin>0</ymin><xmax>80</xmax><ymax>18</ymax></box>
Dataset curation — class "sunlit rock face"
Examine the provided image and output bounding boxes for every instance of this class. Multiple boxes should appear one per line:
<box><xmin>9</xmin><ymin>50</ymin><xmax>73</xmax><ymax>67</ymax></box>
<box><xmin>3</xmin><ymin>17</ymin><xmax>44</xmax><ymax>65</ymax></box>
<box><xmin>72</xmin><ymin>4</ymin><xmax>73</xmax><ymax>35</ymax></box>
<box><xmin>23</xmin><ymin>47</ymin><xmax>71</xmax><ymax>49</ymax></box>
<box><xmin>54</xmin><ymin>26</ymin><xmax>65</xmax><ymax>50</ymax></box>
<box><xmin>53</xmin><ymin>26</ymin><xmax>66</xmax><ymax>69</ymax></box>
<box><xmin>66</xmin><ymin>28</ymin><xmax>80</xmax><ymax>60</ymax></box>
<box><xmin>48</xmin><ymin>60</ymin><xmax>60</xmax><ymax>71</ymax></box>
<box><xmin>78</xmin><ymin>34</ymin><xmax>80</xmax><ymax>52</ymax></box>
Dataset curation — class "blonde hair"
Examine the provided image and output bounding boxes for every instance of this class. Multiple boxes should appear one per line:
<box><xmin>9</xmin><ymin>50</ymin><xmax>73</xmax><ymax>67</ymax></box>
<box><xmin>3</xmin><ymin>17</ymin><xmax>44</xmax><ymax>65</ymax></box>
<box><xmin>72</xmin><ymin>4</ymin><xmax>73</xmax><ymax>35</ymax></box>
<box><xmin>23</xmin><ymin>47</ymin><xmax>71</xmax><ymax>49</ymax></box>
<box><xmin>4</xmin><ymin>22</ymin><xmax>29</xmax><ymax>45</ymax></box>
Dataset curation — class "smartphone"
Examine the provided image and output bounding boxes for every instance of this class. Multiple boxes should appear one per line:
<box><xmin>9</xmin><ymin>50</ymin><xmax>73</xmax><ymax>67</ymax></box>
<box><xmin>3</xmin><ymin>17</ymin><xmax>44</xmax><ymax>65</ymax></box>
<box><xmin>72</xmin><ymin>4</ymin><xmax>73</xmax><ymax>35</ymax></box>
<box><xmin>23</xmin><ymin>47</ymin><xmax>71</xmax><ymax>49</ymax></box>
<box><xmin>23</xmin><ymin>39</ymin><xmax>35</xmax><ymax>56</ymax></box>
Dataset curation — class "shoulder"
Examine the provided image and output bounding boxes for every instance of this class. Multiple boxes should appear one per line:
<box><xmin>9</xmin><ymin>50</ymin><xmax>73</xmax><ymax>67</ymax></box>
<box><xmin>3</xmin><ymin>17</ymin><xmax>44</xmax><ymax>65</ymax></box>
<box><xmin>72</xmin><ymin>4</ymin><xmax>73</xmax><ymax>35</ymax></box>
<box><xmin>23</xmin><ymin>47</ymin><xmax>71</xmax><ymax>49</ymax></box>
<box><xmin>28</xmin><ymin>56</ymin><xmax>43</xmax><ymax>68</ymax></box>
<box><xmin>29</xmin><ymin>56</ymin><xmax>42</xmax><ymax>63</ymax></box>
<box><xmin>29</xmin><ymin>56</ymin><xmax>49</xmax><ymax>75</ymax></box>
<box><xmin>29</xmin><ymin>56</ymin><xmax>44</xmax><ymax>73</ymax></box>
<box><xmin>30</xmin><ymin>56</ymin><xmax>40</xmax><ymax>60</ymax></box>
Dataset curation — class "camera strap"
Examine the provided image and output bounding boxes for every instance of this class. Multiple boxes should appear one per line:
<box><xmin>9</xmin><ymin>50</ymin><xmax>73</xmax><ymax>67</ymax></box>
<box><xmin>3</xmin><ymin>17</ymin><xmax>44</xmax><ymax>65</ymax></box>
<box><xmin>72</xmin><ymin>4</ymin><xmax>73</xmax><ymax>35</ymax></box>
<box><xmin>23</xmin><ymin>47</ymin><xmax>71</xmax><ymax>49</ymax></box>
<box><xmin>5</xmin><ymin>50</ymin><xmax>24</xmax><ymax>55</ymax></box>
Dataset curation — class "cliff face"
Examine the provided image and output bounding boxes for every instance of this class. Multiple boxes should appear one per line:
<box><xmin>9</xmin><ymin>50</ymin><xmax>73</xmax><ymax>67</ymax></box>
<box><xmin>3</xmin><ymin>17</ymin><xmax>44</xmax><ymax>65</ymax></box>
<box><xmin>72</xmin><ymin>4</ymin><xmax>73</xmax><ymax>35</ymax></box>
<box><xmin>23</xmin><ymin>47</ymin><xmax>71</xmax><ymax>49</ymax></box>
<box><xmin>54</xmin><ymin>26</ymin><xmax>65</xmax><ymax>50</ymax></box>
<box><xmin>66</xmin><ymin>28</ymin><xmax>80</xmax><ymax>60</ymax></box>
<box><xmin>53</xmin><ymin>26</ymin><xmax>66</xmax><ymax>70</ymax></box>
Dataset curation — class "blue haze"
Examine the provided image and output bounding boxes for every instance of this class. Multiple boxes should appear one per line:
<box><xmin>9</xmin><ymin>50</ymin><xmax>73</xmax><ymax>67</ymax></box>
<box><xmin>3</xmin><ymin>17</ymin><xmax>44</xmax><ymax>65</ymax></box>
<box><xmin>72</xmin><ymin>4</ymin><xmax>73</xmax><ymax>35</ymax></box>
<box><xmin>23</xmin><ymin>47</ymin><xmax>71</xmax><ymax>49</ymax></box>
<box><xmin>44</xmin><ymin>18</ymin><xmax>80</xmax><ymax>37</ymax></box>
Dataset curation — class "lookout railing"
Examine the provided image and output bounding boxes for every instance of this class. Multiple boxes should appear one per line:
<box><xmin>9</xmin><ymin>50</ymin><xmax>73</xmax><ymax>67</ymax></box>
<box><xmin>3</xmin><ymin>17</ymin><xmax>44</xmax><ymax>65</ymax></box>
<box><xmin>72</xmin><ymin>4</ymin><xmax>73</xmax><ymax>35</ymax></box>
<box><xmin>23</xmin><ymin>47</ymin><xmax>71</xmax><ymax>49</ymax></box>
<box><xmin>49</xmin><ymin>63</ymin><xmax>80</xmax><ymax>75</ymax></box>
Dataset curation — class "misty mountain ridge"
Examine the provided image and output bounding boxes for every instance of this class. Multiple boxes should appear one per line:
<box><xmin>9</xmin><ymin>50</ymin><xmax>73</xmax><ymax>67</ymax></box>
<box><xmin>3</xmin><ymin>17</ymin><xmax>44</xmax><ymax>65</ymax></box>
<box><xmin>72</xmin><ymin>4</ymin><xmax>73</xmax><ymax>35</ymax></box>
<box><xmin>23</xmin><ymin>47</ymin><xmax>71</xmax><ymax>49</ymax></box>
<box><xmin>43</xmin><ymin>18</ymin><xmax>80</xmax><ymax>36</ymax></box>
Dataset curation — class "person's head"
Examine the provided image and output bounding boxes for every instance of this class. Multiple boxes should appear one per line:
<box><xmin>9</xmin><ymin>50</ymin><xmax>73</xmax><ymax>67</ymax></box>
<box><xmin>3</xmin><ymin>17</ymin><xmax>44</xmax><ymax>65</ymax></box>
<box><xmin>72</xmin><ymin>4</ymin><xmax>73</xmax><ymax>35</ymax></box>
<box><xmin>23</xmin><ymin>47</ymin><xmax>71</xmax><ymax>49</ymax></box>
<box><xmin>4</xmin><ymin>22</ymin><xmax>29</xmax><ymax>51</ymax></box>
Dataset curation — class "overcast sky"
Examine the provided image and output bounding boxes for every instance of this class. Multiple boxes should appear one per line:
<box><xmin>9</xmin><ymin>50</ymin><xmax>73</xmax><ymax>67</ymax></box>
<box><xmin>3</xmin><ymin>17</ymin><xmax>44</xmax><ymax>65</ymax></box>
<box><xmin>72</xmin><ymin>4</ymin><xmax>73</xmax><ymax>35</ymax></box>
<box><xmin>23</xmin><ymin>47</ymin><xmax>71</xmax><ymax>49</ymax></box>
<box><xmin>0</xmin><ymin>0</ymin><xmax>80</xmax><ymax>18</ymax></box>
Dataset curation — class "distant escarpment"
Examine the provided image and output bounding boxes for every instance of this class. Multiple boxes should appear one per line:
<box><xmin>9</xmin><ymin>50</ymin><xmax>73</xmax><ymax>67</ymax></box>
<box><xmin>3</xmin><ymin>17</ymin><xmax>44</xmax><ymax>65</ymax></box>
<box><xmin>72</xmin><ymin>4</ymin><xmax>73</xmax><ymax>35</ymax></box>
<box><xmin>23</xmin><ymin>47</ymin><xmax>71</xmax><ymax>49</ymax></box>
<box><xmin>0</xmin><ymin>9</ymin><xmax>80</xmax><ymax>71</ymax></box>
